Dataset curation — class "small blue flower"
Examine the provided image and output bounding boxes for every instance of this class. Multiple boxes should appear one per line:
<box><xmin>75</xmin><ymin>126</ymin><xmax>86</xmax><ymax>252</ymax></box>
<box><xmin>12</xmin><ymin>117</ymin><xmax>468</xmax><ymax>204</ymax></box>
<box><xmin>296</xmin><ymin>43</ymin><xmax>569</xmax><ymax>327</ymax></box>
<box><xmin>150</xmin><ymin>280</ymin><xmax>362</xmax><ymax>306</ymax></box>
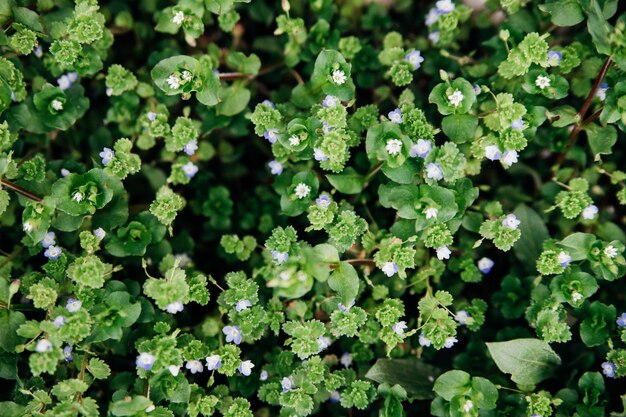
<box><xmin>63</xmin><ymin>345</ymin><xmax>73</xmax><ymax>361</ymax></box>
<box><xmin>478</xmin><ymin>257</ymin><xmax>494</xmax><ymax>274</ymax></box>
<box><xmin>260</xmin><ymin>370</ymin><xmax>268</xmax><ymax>380</ymax></box>
<box><xmin>317</xmin><ymin>336</ymin><xmax>332</xmax><ymax>351</ymax></box>
<box><xmin>410</xmin><ymin>139</ymin><xmax>432</xmax><ymax>158</ymax></box>
<box><xmin>436</xmin><ymin>0</ymin><xmax>455</xmax><ymax>14</ymax></box>
<box><xmin>473</xmin><ymin>84</ymin><xmax>481</xmax><ymax>95</ymax></box>
<box><xmin>340</xmin><ymin>352</ymin><xmax>353</xmax><ymax>368</ymax></box>
<box><xmin>601</xmin><ymin>361</ymin><xmax>615</xmax><ymax>378</ymax></box>
<box><xmin>182</xmin><ymin>162</ymin><xmax>198</xmax><ymax>179</ymax></box>
<box><xmin>136</xmin><ymin>352</ymin><xmax>157</xmax><ymax>370</ymax></box>
<box><xmin>388</xmin><ymin>108</ymin><xmax>403</xmax><ymax>123</ymax></box>
<box><xmin>338</xmin><ymin>301</ymin><xmax>354</xmax><ymax>312</ymax></box>
<box><xmin>223</xmin><ymin>325</ymin><xmax>242</xmax><ymax>345</ymax></box>
<box><xmin>268</xmin><ymin>160</ymin><xmax>283</xmax><ymax>175</ymax></box>
<box><xmin>597</xmin><ymin>83</ymin><xmax>609</xmax><ymax>101</ymax></box>
<box><xmin>147</xmin><ymin>111</ymin><xmax>157</xmax><ymax>122</ymax></box>
<box><xmin>184</xmin><ymin>139</ymin><xmax>198</xmax><ymax>155</ymax></box>
<box><xmin>322</xmin><ymin>95</ymin><xmax>339</xmax><ymax>108</ymax></box>
<box><xmin>418</xmin><ymin>333</ymin><xmax>431</xmax><ymax>347</ymax></box>
<box><xmin>99</xmin><ymin>147</ymin><xmax>115</xmax><ymax>165</ymax></box>
<box><xmin>235</xmin><ymin>299</ymin><xmax>252</xmax><ymax>312</ymax></box>
<box><xmin>94</xmin><ymin>228</ymin><xmax>106</xmax><ymax>240</ymax></box>
<box><xmin>405</xmin><ymin>50</ymin><xmax>425</xmax><ymax>70</ymax></box>
<box><xmin>44</xmin><ymin>245</ymin><xmax>62</xmax><ymax>260</ymax></box>
<box><xmin>428</xmin><ymin>31</ymin><xmax>440</xmax><ymax>43</ymax></box>
<box><xmin>582</xmin><ymin>204</ymin><xmax>599</xmax><ymax>220</ymax></box>
<box><xmin>426</xmin><ymin>163</ymin><xmax>443</xmax><ymax>181</ymax></box>
<box><xmin>558</xmin><ymin>251</ymin><xmax>572</xmax><ymax>268</ymax></box>
<box><xmin>206</xmin><ymin>354</ymin><xmax>222</xmax><ymax>370</ymax></box>
<box><xmin>381</xmin><ymin>262</ymin><xmax>399</xmax><ymax>277</ymax></box>
<box><xmin>511</xmin><ymin>118</ymin><xmax>524</xmax><ymax>130</ymax></box>
<box><xmin>35</xmin><ymin>339</ymin><xmax>53</xmax><ymax>353</ymax></box>
<box><xmin>281</xmin><ymin>377</ymin><xmax>294</xmax><ymax>392</ymax></box>
<box><xmin>392</xmin><ymin>321</ymin><xmax>407</xmax><ymax>335</ymax></box>
<box><xmin>314</xmin><ymin>148</ymin><xmax>329</xmax><ymax>161</ymax></box>
<box><xmin>41</xmin><ymin>231</ymin><xmax>56</xmax><ymax>248</ymax></box>
<box><xmin>34</xmin><ymin>46</ymin><xmax>43</xmax><ymax>57</ymax></box>
<box><xmin>444</xmin><ymin>336</ymin><xmax>458</xmax><ymax>349</ymax></box>
<box><xmin>66</xmin><ymin>298</ymin><xmax>82</xmax><ymax>313</ymax></box>
<box><xmin>261</xmin><ymin>99</ymin><xmax>275</xmax><ymax>109</ymax></box>
<box><xmin>166</xmin><ymin>301</ymin><xmax>184</xmax><ymax>314</ymax></box>
<box><xmin>425</xmin><ymin>8</ymin><xmax>439</xmax><ymax>26</ymax></box>
<box><xmin>185</xmin><ymin>360</ymin><xmax>204</xmax><ymax>374</ymax></box>
<box><xmin>57</xmin><ymin>73</ymin><xmax>77</xmax><ymax>90</ymax></box>
<box><xmin>322</xmin><ymin>121</ymin><xmax>334</xmax><ymax>134</ymax></box>
<box><xmin>54</xmin><ymin>316</ymin><xmax>66</xmax><ymax>327</ymax></box>
<box><xmin>455</xmin><ymin>310</ymin><xmax>470</xmax><ymax>325</ymax></box>
<box><xmin>263</xmin><ymin>128</ymin><xmax>279</xmax><ymax>144</ymax></box>
<box><xmin>616</xmin><ymin>312</ymin><xmax>626</xmax><ymax>327</ymax></box>
<box><xmin>329</xmin><ymin>391</ymin><xmax>341</xmax><ymax>403</ymax></box>
<box><xmin>272</xmin><ymin>251</ymin><xmax>289</xmax><ymax>265</ymax></box>
<box><xmin>547</xmin><ymin>50</ymin><xmax>562</xmax><ymax>66</ymax></box>
<box><xmin>238</xmin><ymin>360</ymin><xmax>254</xmax><ymax>376</ymax></box>
<box><xmin>316</xmin><ymin>195</ymin><xmax>331</xmax><ymax>208</ymax></box>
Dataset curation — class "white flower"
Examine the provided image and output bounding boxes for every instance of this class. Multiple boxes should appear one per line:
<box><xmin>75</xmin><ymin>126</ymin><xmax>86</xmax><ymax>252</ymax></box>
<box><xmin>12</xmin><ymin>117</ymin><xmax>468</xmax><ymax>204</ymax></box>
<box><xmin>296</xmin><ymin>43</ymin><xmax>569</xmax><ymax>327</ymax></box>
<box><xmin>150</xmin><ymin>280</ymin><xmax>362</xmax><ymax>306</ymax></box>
<box><xmin>61</xmin><ymin>168</ymin><xmax>70</xmax><ymax>177</ymax></box>
<box><xmin>571</xmin><ymin>291</ymin><xmax>584</xmax><ymax>302</ymax></box>
<box><xmin>167</xmin><ymin>74</ymin><xmax>181</xmax><ymax>89</ymax></box>
<box><xmin>437</xmin><ymin>246</ymin><xmax>451</xmax><ymax>260</ymax></box>
<box><xmin>172</xmin><ymin>10</ymin><xmax>184</xmax><ymax>25</ymax></box>
<box><xmin>463</xmin><ymin>399</ymin><xmax>474</xmax><ymax>413</ymax></box>
<box><xmin>340</xmin><ymin>352</ymin><xmax>353</xmax><ymax>368</ymax></box>
<box><xmin>582</xmin><ymin>204</ymin><xmax>598</xmax><ymax>220</ymax></box>
<box><xmin>185</xmin><ymin>360</ymin><xmax>204</xmax><ymax>374</ymax></box>
<box><xmin>238</xmin><ymin>360</ymin><xmax>255</xmax><ymax>376</ymax></box>
<box><xmin>66</xmin><ymin>298</ymin><xmax>82</xmax><ymax>313</ymax></box>
<box><xmin>392</xmin><ymin>321</ymin><xmax>407</xmax><ymax>335</ymax></box>
<box><xmin>294</xmin><ymin>182</ymin><xmax>311</xmax><ymax>199</ymax></box>
<box><xmin>558</xmin><ymin>251</ymin><xmax>572</xmax><ymax>268</ymax></box>
<box><xmin>268</xmin><ymin>160</ymin><xmax>283</xmax><ymax>175</ymax></box>
<box><xmin>444</xmin><ymin>336</ymin><xmax>458</xmax><ymax>348</ymax></box>
<box><xmin>35</xmin><ymin>339</ymin><xmax>53</xmax><ymax>353</ymax></box>
<box><xmin>51</xmin><ymin>99</ymin><xmax>64</xmax><ymax>111</ymax></box>
<box><xmin>447</xmin><ymin>90</ymin><xmax>464</xmax><ymax>107</ymax></box>
<box><xmin>223</xmin><ymin>325</ymin><xmax>242</xmax><ymax>344</ymax></box>
<box><xmin>426</xmin><ymin>163</ymin><xmax>443</xmax><ymax>181</ymax></box>
<box><xmin>165</xmin><ymin>301</ymin><xmax>184</xmax><ymax>314</ymax></box>
<box><xmin>604</xmin><ymin>245</ymin><xmax>618</xmax><ymax>258</ymax></box>
<box><xmin>478</xmin><ymin>257</ymin><xmax>494</xmax><ymax>274</ymax></box>
<box><xmin>410</xmin><ymin>139</ymin><xmax>432</xmax><ymax>158</ymax></box>
<box><xmin>235</xmin><ymin>299</ymin><xmax>252</xmax><ymax>312</ymax></box>
<box><xmin>425</xmin><ymin>207</ymin><xmax>438</xmax><ymax>219</ymax></box>
<box><xmin>94</xmin><ymin>228</ymin><xmax>106</xmax><ymax>240</ymax></box>
<box><xmin>501</xmin><ymin>150</ymin><xmax>518</xmax><ymax>167</ymax></box>
<box><xmin>205</xmin><ymin>354</ymin><xmax>222</xmax><ymax>370</ymax></box>
<box><xmin>405</xmin><ymin>51</ymin><xmax>424</xmax><ymax>70</ymax></box>
<box><xmin>331</xmin><ymin>69</ymin><xmax>347</xmax><ymax>85</ymax></box>
<box><xmin>168</xmin><ymin>365</ymin><xmax>180</xmax><ymax>376</ymax></box>
<box><xmin>145</xmin><ymin>405</ymin><xmax>155</xmax><ymax>413</ymax></box>
<box><xmin>23</xmin><ymin>221</ymin><xmax>33</xmax><ymax>232</ymax></box>
<box><xmin>381</xmin><ymin>262</ymin><xmax>399</xmax><ymax>277</ymax></box>
<box><xmin>455</xmin><ymin>310</ymin><xmax>471</xmax><ymax>325</ymax></box>
<box><xmin>281</xmin><ymin>377</ymin><xmax>294</xmax><ymax>392</ymax></box>
<box><xmin>181</xmin><ymin>70</ymin><xmax>192</xmax><ymax>82</ymax></box>
<box><xmin>419</xmin><ymin>333</ymin><xmax>431</xmax><ymax>347</ymax></box>
<box><xmin>535</xmin><ymin>75</ymin><xmax>551</xmax><ymax>89</ymax></box>
<box><xmin>484</xmin><ymin>145</ymin><xmax>501</xmax><ymax>161</ymax></box>
<box><xmin>288</xmin><ymin>135</ymin><xmax>300</xmax><ymax>146</ymax></box>
<box><xmin>436</xmin><ymin>0</ymin><xmax>456</xmax><ymax>14</ymax></box>
<box><xmin>73</xmin><ymin>191</ymin><xmax>84</xmax><ymax>202</ymax></box>
<box><xmin>385</xmin><ymin>139</ymin><xmax>403</xmax><ymax>156</ymax></box>
<box><xmin>182</xmin><ymin>162</ymin><xmax>198</xmax><ymax>179</ymax></box>
<box><xmin>502</xmin><ymin>214</ymin><xmax>520</xmax><ymax>230</ymax></box>
<box><xmin>317</xmin><ymin>336</ymin><xmax>332</xmax><ymax>351</ymax></box>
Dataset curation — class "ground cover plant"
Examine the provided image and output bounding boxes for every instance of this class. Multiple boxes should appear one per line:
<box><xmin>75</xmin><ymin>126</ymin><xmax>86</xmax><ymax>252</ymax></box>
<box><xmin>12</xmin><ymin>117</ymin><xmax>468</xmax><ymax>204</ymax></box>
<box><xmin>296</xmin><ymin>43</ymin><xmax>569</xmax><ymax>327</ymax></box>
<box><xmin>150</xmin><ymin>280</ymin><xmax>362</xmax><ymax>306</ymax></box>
<box><xmin>0</xmin><ymin>0</ymin><xmax>626</xmax><ymax>416</ymax></box>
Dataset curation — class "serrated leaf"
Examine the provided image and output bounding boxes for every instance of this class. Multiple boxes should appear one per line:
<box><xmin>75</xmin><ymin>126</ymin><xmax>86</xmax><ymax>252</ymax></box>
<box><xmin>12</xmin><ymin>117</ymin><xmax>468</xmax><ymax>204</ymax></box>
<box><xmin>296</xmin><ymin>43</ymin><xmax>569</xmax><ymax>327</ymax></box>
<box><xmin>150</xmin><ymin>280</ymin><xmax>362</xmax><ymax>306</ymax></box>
<box><xmin>365</xmin><ymin>358</ymin><xmax>441</xmax><ymax>399</ymax></box>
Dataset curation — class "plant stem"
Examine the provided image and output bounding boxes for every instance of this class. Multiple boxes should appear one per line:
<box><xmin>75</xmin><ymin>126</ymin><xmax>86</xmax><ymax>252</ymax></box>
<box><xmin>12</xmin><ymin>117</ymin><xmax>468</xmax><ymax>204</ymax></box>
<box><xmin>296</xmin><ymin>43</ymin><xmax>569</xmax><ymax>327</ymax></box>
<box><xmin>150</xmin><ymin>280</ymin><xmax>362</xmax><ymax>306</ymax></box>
<box><xmin>218</xmin><ymin>62</ymin><xmax>284</xmax><ymax>81</ymax></box>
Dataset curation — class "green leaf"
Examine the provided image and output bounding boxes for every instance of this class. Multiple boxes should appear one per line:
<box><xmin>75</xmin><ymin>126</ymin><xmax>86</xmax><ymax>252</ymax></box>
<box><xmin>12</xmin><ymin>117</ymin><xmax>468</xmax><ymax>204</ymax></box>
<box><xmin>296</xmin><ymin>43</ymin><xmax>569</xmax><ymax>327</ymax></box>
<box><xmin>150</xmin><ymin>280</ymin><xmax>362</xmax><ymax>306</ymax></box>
<box><xmin>432</xmin><ymin>370</ymin><xmax>471</xmax><ymax>401</ymax></box>
<box><xmin>587</xmin><ymin>0</ymin><xmax>613</xmax><ymax>55</ymax></box>
<box><xmin>585</xmin><ymin>123</ymin><xmax>617</xmax><ymax>157</ymax></box>
<box><xmin>486</xmin><ymin>338</ymin><xmax>561</xmax><ymax>385</ymax></box>
<box><xmin>326</xmin><ymin>168</ymin><xmax>365</xmax><ymax>194</ymax></box>
<box><xmin>513</xmin><ymin>204</ymin><xmax>549</xmax><ymax>272</ymax></box>
<box><xmin>0</xmin><ymin>310</ymin><xmax>25</xmax><ymax>352</ymax></box>
<box><xmin>559</xmin><ymin>232</ymin><xmax>595</xmax><ymax>261</ymax></box>
<box><xmin>538</xmin><ymin>0</ymin><xmax>584</xmax><ymax>26</ymax></box>
<box><xmin>217</xmin><ymin>84</ymin><xmax>250</xmax><ymax>116</ymax></box>
<box><xmin>110</xmin><ymin>395</ymin><xmax>152</xmax><ymax>416</ymax></box>
<box><xmin>328</xmin><ymin>261</ymin><xmax>359</xmax><ymax>306</ymax></box>
<box><xmin>365</xmin><ymin>358</ymin><xmax>441</xmax><ymax>399</ymax></box>
<box><xmin>302</xmin><ymin>244</ymin><xmax>339</xmax><ymax>282</ymax></box>
<box><xmin>12</xmin><ymin>7</ymin><xmax>43</xmax><ymax>32</ymax></box>
<box><xmin>441</xmin><ymin>114</ymin><xmax>478</xmax><ymax>143</ymax></box>
<box><xmin>87</xmin><ymin>357</ymin><xmax>111</xmax><ymax>380</ymax></box>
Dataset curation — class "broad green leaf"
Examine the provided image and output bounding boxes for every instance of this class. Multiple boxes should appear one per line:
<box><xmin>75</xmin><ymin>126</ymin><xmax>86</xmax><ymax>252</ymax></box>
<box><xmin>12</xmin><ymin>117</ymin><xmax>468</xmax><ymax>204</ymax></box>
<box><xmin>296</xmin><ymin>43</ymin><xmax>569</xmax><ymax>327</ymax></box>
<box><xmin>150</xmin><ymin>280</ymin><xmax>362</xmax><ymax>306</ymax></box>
<box><xmin>328</xmin><ymin>261</ymin><xmax>359</xmax><ymax>306</ymax></box>
<box><xmin>0</xmin><ymin>310</ymin><xmax>26</xmax><ymax>352</ymax></box>
<box><xmin>432</xmin><ymin>370</ymin><xmax>471</xmax><ymax>401</ymax></box>
<box><xmin>486</xmin><ymin>338</ymin><xmax>561</xmax><ymax>385</ymax></box>
<box><xmin>441</xmin><ymin>114</ymin><xmax>478</xmax><ymax>143</ymax></box>
<box><xmin>513</xmin><ymin>204</ymin><xmax>549</xmax><ymax>272</ymax></box>
<box><xmin>539</xmin><ymin>0</ymin><xmax>584</xmax><ymax>26</ymax></box>
<box><xmin>559</xmin><ymin>232</ymin><xmax>595</xmax><ymax>260</ymax></box>
<box><xmin>110</xmin><ymin>396</ymin><xmax>152</xmax><ymax>416</ymax></box>
<box><xmin>587</xmin><ymin>0</ymin><xmax>613</xmax><ymax>55</ymax></box>
<box><xmin>585</xmin><ymin>123</ymin><xmax>617</xmax><ymax>157</ymax></box>
<box><xmin>326</xmin><ymin>168</ymin><xmax>365</xmax><ymax>194</ymax></box>
<box><xmin>365</xmin><ymin>358</ymin><xmax>441</xmax><ymax>399</ymax></box>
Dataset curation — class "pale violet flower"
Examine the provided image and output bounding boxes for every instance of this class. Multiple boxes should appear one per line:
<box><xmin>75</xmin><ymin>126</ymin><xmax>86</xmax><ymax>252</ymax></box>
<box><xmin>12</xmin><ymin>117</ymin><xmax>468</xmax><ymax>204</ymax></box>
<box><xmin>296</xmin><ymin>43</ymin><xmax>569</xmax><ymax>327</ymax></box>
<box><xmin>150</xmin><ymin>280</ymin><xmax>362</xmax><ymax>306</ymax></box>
<box><xmin>272</xmin><ymin>251</ymin><xmax>289</xmax><ymax>264</ymax></box>
<box><xmin>317</xmin><ymin>336</ymin><xmax>332</xmax><ymax>351</ymax></box>
<box><xmin>511</xmin><ymin>118</ymin><xmax>524</xmax><ymax>130</ymax></box>
<box><xmin>502</xmin><ymin>214</ymin><xmax>520</xmax><ymax>230</ymax></box>
<box><xmin>419</xmin><ymin>333</ymin><xmax>431</xmax><ymax>347</ymax></box>
<box><xmin>54</xmin><ymin>316</ymin><xmax>66</xmax><ymax>327</ymax></box>
<box><xmin>582</xmin><ymin>205</ymin><xmax>598</xmax><ymax>220</ymax></box>
<box><xmin>437</xmin><ymin>246</ymin><xmax>451</xmax><ymax>260</ymax></box>
<box><xmin>425</xmin><ymin>8</ymin><xmax>440</xmax><ymax>26</ymax></box>
<box><xmin>262</xmin><ymin>99</ymin><xmax>275</xmax><ymax>108</ymax></box>
<box><xmin>329</xmin><ymin>391</ymin><xmax>341</xmax><ymax>403</ymax></box>
<box><xmin>281</xmin><ymin>377</ymin><xmax>294</xmax><ymax>392</ymax></box>
<box><xmin>535</xmin><ymin>75</ymin><xmax>551</xmax><ymax>90</ymax></box>
<box><xmin>235</xmin><ymin>299</ymin><xmax>252</xmax><ymax>312</ymax></box>
<box><xmin>184</xmin><ymin>139</ymin><xmax>198</xmax><ymax>155</ymax></box>
<box><xmin>172</xmin><ymin>10</ymin><xmax>184</xmax><ymax>25</ymax></box>
<box><xmin>428</xmin><ymin>31</ymin><xmax>440</xmax><ymax>43</ymax></box>
<box><xmin>182</xmin><ymin>162</ymin><xmax>198</xmax><ymax>179</ymax></box>
<box><xmin>410</xmin><ymin>139</ymin><xmax>432</xmax><ymax>158</ymax></box>
<box><xmin>314</xmin><ymin>148</ymin><xmax>329</xmax><ymax>161</ymax></box>
<box><xmin>425</xmin><ymin>207</ymin><xmax>438</xmax><ymax>219</ymax></box>
<box><xmin>405</xmin><ymin>50</ymin><xmax>424</xmax><ymax>70</ymax></box>
<box><xmin>166</xmin><ymin>74</ymin><xmax>180</xmax><ymax>89</ymax></box>
<box><xmin>66</xmin><ymin>298</ymin><xmax>82</xmax><ymax>313</ymax></box>
<box><xmin>392</xmin><ymin>321</ymin><xmax>407</xmax><ymax>335</ymax></box>
<box><xmin>388</xmin><ymin>108</ymin><xmax>403</xmax><ymax>123</ymax></box>
<box><xmin>338</xmin><ymin>301</ymin><xmax>354</xmax><ymax>312</ymax></box>
<box><xmin>61</xmin><ymin>168</ymin><xmax>70</xmax><ymax>177</ymax></box>
<box><xmin>136</xmin><ymin>352</ymin><xmax>156</xmax><ymax>370</ymax></box>
<box><xmin>34</xmin><ymin>46</ymin><xmax>43</xmax><ymax>57</ymax></box>
<box><xmin>174</xmin><ymin>253</ymin><xmax>192</xmax><ymax>268</ymax></box>
<box><xmin>206</xmin><ymin>354</ymin><xmax>222</xmax><ymax>370</ymax></box>
<box><xmin>322</xmin><ymin>95</ymin><xmax>339</xmax><ymax>108</ymax></box>
<box><xmin>597</xmin><ymin>83</ymin><xmax>609</xmax><ymax>101</ymax></box>
<box><xmin>36</xmin><ymin>339</ymin><xmax>53</xmax><ymax>353</ymax></box>
<box><xmin>51</xmin><ymin>99</ymin><xmax>64</xmax><ymax>111</ymax></box>
<box><xmin>478</xmin><ymin>257</ymin><xmax>494</xmax><ymax>274</ymax></box>
<box><xmin>41</xmin><ymin>231</ymin><xmax>56</xmax><ymax>248</ymax></box>
<box><xmin>168</xmin><ymin>365</ymin><xmax>180</xmax><ymax>376</ymax></box>
<box><xmin>382</xmin><ymin>262</ymin><xmax>399</xmax><ymax>277</ymax></box>
<box><xmin>547</xmin><ymin>50</ymin><xmax>562</xmax><ymax>66</ymax></box>
<box><xmin>604</xmin><ymin>245</ymin><xmax>618</xmax><ymax>258</ymax></box>
<box><xmin>455</xmin><ymin>310</ymin><xmax>470</xmax><ymax>325</ymax></box>
<box><xmin>602</xmin><ymin>361</ymin><xmax>616</xmax><ymax>378</ymax></box>
<box><xmin>436</xmin><ymin>0</ymin><xmax>455</xmax><ymax>14</ymax></box>
<box><xmin>223</xmin><ymin>325</ymin><xmax>242</xmax><ymax>344</ymax></box>
<box><xmin>268</xmin><ymin>160</ymin><xmax>283</xmax><ymax>175</ymax></box>
<box><xmin>106</xmin><ymin>87</ymin><xmax>113</xmax><ymax>96</ymax></box>
<box><xmin>616</xmin><ymin>313</ymin><xmax>626</xmax><ymax>327</ymax></box>
<box><xmin>444</xmin><ymin>336</ymin><xmax>458</xmax><ymax>348</ymax></box>
<box><xmin>263</xmin><ymin>128</ymin><xmax>278</xmax><ymax>144</ymax></box>
<box><xmin>473</xmin><ymin>84</ymin><xmax>481</xmax><ymax>95</ymax></box>
<box><xmin>57</xmin><ymin>73</ymin><xmax>76</xmax><ymax>90</ymax></box>
<box><xmin>484</xmin><ymin>145</ymin><xmax>501</xmax><ymax>161</ymax></box>
<box><xmin>294</xmin><ymin>182</ymin><xmax>311</xmax><ymax>199</ymax></box>
<box><xmin>331</xmin><ymin>69</ymin><xmax>347</xmax><ymax>85</ymax></box>
<box><xmin>558</xmin><ymin>251</ymin><xmax>572</xmax><ymax>268</ymax></box>
<box><xmin>63</xmin><ymin>346</ymin><xmax>73</xmax><ymax>361</ymax></box>
<box><xmin>166</xmin><ymin>301</ymin><xmax>184</xmax><ymax>314</ymax></box>
<box><xmin>238</xmin><ymin>360</ymin><xmax>255</xmax><ymax>376</ymax></box>
<box><xmin>260</xmin><ymin>370</ymin><xmax>269</xmax><ymax>380</ymax></box>
<box><xmin>316</xmin><ymin>195</ymin><xmax>331</xmax><ymax>208</ymax></box>
<box><xmin>426</xmin><ymin>163</ymin><xmax>443</xmax><ymax>181</ymax></box>
<box><xmin>447</xmin><ymin>90</ymin><xmax>464</xmax><ymax>107</ymax></box>
<box><xmin>185</xmin><ymin>360</ymin><xmax>204</xmax><ymax>374</ymax></box>
<box><xmin>501</xmin><ymin>150</ymin><xmax>518</xmax><ymax>167</ymax></box>
<box><xmin>322</xmin><ymin>121</ymin><xmax>333</xmax><ymax>134</ymax></box>
<box><xmin>94</xmin><ymin>228</ymin><xmax>106</xmax><ymax>240</ymax></box>
<box><xmin>340</xmin><ymin>352</ymin><xmax>353</xmax><ymax>368</ymax></box>
<box><xmin>44</xmin><ymin>245</ymin><xmax>62</xmax><ymax>260</ymax></box>
<box><xmin>385</xmin><ymin>139</ymin><xmax>403</xmax><ymax>156</ymax></box>
<box><xmin>147</xmin><ymin>111</ymin><xmax>157</xmax><ymax>122</ymax></box>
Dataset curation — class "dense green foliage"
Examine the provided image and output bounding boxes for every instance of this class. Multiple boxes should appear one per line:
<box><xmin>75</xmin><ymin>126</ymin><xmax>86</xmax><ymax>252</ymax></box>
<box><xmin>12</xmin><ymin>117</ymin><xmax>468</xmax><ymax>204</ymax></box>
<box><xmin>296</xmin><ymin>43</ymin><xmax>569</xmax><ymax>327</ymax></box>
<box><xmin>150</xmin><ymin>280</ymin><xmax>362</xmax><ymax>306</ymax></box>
<box><xmin>0</xmin><ymin>0</ymin><xmax>626</xmax><ymax>416</ymax></box>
